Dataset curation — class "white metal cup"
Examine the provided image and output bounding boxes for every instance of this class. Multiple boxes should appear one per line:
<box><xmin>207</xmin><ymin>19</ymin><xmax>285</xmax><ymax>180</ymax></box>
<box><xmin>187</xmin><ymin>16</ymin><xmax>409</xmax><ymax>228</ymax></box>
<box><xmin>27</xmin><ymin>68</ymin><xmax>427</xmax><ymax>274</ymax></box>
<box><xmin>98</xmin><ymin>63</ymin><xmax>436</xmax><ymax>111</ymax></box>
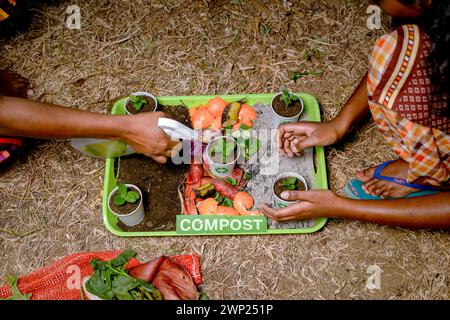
<box><xmin>108</xmin><ymin>184</ymin><xmax>145</xmax><ymax>226</ymax></box>
<box><xmin>270</xmin><ymin>92</ymin><xmax>304</xmax><ymax>127</ymax></box>
<box><xmin>205</xmin><ymin>136</ymin><xmax>241</xmax><ymax>178</ymax></box>
<box><xmin>272</xmin><ymin>172</ymin><xmax>308</xmax><ymax>208</ymax></box>
<box><xmin>124</xmin><ymin>92</ymin><xmax>158</xmax><ymax>115</ymax></box>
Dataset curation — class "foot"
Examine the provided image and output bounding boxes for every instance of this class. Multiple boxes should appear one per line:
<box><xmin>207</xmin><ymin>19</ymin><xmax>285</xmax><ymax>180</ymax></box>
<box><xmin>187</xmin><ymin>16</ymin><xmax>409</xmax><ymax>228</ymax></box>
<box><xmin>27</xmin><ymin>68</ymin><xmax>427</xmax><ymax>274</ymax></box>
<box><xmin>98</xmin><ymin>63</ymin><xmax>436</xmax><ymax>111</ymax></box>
<box><xmin>356</xmin><ymin>159</ymin><xmax>420</xmax><ymax>198</ymax></box>
<box><xmin>0</xmin><ymin>70</ymin><xmax>34</xmax><ymax>98</ymax></box>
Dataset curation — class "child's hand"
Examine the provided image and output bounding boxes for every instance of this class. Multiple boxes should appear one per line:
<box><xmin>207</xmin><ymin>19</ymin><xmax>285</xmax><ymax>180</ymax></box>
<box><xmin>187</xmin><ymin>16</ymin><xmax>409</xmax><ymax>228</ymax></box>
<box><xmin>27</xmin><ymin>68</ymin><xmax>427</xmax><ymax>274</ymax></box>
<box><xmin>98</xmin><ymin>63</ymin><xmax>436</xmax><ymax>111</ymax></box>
<box><xmin>277</xmin><ymin>121</ymin><xmax>342</xmax><ymax>157</ymax></box>
<box><xmin>260</xmin><ymin>189</ymin><xmax>339</xmax><ymax>222</ymax></box>
<box><xmin>122</xmin><ymin>111</ymin><xmax>179</xmax><ymax>164</ymax></box>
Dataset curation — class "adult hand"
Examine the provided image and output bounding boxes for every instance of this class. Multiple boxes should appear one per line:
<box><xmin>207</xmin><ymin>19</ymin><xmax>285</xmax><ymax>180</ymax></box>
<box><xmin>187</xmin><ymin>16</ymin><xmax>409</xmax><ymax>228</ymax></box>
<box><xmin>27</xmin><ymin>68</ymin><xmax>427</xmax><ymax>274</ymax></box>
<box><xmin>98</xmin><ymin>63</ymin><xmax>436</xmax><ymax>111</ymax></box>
<box><xmin>122</xmin><ymin>111</ymin><xmax>179</xmax><ymax>164</ymax></box>
<box><xmin>260</xmin><ymin>189</ymin><xmax>340</xmax><ymax>222</ymax></box>
<box><xmin>277</xmin><ymin>121</ymin><xmax>342</xmax><ymax>157</ymax></box>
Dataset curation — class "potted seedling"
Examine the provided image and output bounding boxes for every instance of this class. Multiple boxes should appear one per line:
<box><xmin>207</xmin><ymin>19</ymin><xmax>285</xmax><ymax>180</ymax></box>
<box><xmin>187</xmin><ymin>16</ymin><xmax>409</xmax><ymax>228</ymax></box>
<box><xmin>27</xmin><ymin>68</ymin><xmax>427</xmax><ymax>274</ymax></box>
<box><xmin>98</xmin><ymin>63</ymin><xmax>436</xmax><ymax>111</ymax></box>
<box><xmin>272</xmin><ymin>172</ymin><xmax>308</xmax><ymax>208</ymax></box>
<box><xmin>205</xmin><ymin>136</ymin><xmax>241</xmax><ymax>178</ymax></box>
<box><xmin>108</xmin><ymin>183</ymin><xmax>145</xmax><ymax>226</ymax></box>
<box><xmin>124</xmin><ymin>92</ymin><xmax>158</xmax><ymax>115</ymax></box>
<box><xmin>270</xmin><ymin>90</ymin><xmax>304</xmax><ymax>126</ymax></box>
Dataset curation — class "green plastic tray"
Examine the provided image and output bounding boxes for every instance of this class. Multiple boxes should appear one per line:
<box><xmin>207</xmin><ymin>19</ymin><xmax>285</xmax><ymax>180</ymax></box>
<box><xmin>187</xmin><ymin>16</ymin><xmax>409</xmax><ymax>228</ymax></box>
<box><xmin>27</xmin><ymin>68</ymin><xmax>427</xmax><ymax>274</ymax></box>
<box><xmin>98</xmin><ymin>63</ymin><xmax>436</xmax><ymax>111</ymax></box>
<box><xmin>102</xmin><ymin>93</ymin><xmax>328</xmax><ymax>237</ymax></box>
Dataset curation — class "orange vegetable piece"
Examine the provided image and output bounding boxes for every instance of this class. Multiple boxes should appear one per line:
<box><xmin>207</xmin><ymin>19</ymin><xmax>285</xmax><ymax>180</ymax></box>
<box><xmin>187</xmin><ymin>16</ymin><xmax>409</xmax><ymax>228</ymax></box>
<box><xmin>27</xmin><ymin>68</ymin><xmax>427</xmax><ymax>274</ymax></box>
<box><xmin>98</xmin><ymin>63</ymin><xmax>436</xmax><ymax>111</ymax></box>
<box><xmin>206</xmin><ymin>97</ymin><xmax>228</xmax><ymax>119</ymax></box>
<box><xmin>232</xmin><ymin>121</ymin><xmax>242</xmax><ymax>131</ymax></box>
<box><xmin>210</xmin><ymin>117</ymin><xmax>222</xmax><ymax>130</ymax></box>
<box><xmin>188</xmin><ymin>106</ymin><xmax>200</xmax><ymax>118</ymax></box>
<box><xmin>197</xmin><ymin>198</ymin><xmax>218</xmax><ymax>215</ymax></box>
<box><xmin>190</xmin><ymin>106</ymin><xmax>215</xmax><ymax>129</ymax></box>
<box><xmin>217</xmin><ymin>206</ymin><xmax>240</xmax><ymax>216</ymax></box>
<box><xmin>239</xmin><ymin>104</ymin><xmax>257</xmax><ymax>123</ymax></box>
<box><xmin>233</xmin><ymin>192</ymin><xmax>261</xmax><ymax>216</ymax></box>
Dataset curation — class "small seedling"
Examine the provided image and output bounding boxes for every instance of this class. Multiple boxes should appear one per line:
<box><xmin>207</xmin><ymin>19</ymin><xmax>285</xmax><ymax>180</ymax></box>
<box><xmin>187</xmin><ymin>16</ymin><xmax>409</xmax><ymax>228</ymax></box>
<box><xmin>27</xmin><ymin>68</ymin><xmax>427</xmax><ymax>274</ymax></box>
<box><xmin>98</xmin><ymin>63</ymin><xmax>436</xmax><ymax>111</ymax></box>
<box><xmin>114</xmin><ymin>183</ymin><xmax>140</xmax><ymax>206</ymax></box>
<box><xmin>280</xmin><ymin>90</ymin><xmax>300</xmax><ymax>106</ymax></box>
<box><xmin>282</xmin><ymin>177</ymin><xmax>298</xmax><ymax>190</ymax></box>
<box><xmin>130</xmin><ymin>95</ymin><xmax>148</xmax><ymax>111</ymax></box>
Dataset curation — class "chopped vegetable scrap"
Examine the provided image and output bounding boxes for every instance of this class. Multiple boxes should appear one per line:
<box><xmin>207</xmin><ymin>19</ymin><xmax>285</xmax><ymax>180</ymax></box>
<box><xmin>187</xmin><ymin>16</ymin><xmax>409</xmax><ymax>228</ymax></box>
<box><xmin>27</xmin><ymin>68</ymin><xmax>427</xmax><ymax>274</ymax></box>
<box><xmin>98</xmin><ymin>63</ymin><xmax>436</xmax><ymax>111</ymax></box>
<box><xmin>85</xmin><ymin>250</ymin><xmax>205</xmax><ymax>300</ymax></box>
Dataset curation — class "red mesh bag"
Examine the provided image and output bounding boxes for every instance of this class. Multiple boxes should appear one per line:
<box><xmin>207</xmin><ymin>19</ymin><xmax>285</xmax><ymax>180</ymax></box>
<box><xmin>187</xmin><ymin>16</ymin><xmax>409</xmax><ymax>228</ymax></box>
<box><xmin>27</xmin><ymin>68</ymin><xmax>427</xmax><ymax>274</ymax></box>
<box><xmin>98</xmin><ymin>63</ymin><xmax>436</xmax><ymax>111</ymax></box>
<box><xmin>0</xmin><ymin>250</ymin><xmax>202</xmax><ymax>300</ymax></box>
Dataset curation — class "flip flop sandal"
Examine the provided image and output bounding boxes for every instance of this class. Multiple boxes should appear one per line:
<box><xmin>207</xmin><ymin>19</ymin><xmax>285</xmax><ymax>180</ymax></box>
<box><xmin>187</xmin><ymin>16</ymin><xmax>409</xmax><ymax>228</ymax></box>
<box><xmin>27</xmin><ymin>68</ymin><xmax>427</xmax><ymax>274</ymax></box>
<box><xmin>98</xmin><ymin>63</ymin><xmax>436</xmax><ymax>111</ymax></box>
<box><xmin>344</xmin><ymin>160</ymin><xmax>440</xmax><ymax>200</ymax></box>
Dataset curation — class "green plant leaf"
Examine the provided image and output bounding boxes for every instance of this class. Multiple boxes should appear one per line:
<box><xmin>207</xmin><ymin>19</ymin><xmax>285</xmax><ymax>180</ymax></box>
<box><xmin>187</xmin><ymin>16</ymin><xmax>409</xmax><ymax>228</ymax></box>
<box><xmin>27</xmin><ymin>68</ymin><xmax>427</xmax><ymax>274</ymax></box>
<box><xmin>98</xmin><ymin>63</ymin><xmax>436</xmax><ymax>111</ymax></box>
<box><xmin>280</xmin><ymin>90</ymin><xmax>301</xmax><ymax>106</ymax></box>
<box><xmin>244</xmin><ymin>172</ymin><xmax>253</xmax><ymax>180</ymax></box>
<box><xmin>0</xmin><ymin>275</ymin><xmax>32</xmax><ymax>300</ymax></box>
<box><xmin>290</xmin><ymin>70</ymin><xmax>323</xmax><ymax>81</ymax></box>
<box><xmin>130</xmin><ymin>96</ymin><xmax>148</xmax><ymax>111</ymax></box>
<box><xmin>225</xmin><ymin>178</ymin><xmax>238</xmax><ymax>186</ymax></box>
<box><xmin>125</xmin><ymin>191</ymin><xmax>140</xmax><ymax>203</ymax></box>
<box><xmin>110</xmin><ymin>250</ymin><xmax>136</xmax><ymax>268</ymax></box>
<box><xmin>117</xmin><ymin>183</ymin><xmax>127</xmax><ymax>196</ymax></box>
<box><xmin>282</xmin><ymin>177</ymin><xmax>298</xmax><ymax>190</ymax></box>
<box><xmin>85</xmin><ymin>267</ymin><xmax>114</xmax><ymax>300</ymax></box>
<box><xmin>114</xmin><ymin>195</ymin><xmax>126</xmax><ymax>206</ymax></box>
<box><xmin>111</xmin><ymin>274</ymin><xmax>141</xmax><ymax>300</ymax></box>
<box><xmin>199</xmin><ymin>292</ymin><xmax>209</xmax><ymax>300</ymax></box>
<box><xmin>220</xmin><ymin>196</ymin><xmax>233</xmax><ymax>208</ymax></box>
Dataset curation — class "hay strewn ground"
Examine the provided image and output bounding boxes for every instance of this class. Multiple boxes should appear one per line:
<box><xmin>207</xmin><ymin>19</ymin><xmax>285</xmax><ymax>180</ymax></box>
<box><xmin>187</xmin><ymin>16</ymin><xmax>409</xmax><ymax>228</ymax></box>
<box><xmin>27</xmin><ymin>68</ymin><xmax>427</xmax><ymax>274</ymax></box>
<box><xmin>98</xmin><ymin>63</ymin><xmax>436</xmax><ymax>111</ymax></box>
<box><xmin>0</xmin><ymin>0</ymin><xmax>449</xmax><ymax>299</ymax></box>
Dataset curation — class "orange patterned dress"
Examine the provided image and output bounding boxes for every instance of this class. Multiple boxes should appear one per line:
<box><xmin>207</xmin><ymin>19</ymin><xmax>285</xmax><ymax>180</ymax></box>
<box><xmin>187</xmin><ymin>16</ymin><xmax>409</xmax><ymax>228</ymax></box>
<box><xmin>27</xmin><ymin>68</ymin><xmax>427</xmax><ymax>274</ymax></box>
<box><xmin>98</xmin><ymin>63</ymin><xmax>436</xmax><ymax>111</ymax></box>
<box><xmin>368</xmin><ymin>24</ymin><xmax>449</xmax><ymax>186</ymax></box>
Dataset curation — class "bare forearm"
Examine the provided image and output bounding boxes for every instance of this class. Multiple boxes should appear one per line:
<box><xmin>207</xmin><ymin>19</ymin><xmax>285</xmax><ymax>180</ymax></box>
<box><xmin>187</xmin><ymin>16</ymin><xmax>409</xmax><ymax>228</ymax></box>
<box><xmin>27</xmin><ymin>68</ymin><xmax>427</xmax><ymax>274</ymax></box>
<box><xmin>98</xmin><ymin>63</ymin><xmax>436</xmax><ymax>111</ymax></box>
<box><xmin>0</xmin><ymin>96</ymin><xmax>130</xmax><ymax>140</ymax></box>
<box><xmin>332</xmin><ymin>193</ymin><xmax>450</xmax><ymax>229</ymax></box>
<box><xmin>331</xmin><ymin>72</ymin><xmax>370</xmax><ymax>139</ymax></box>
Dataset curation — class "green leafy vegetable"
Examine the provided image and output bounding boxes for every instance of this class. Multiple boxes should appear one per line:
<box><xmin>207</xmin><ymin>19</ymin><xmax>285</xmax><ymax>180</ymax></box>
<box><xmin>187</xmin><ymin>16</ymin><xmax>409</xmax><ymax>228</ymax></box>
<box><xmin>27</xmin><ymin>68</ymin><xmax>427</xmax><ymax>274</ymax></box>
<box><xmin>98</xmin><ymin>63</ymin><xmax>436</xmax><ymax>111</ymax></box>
<box><xmin>244</xmin><ymin>171</ymin><xmax>253</xmax><ymax>181</ymax></box>
<box><xmin>85</xmin><ymin>250</ymin><xmax>161</xmax><ymax>301</ymax></box>
<box><xmin>130</xmin><ymin>95</ymin><xmax>148</xmax><ymax>111</ymax></box>
<box><xmin>113</xmin><ymin>183</ymin><xmax>140</xmax><ymax>206</ymax></box>
<box><xmin>225</xmin><ymin>178</ymin><xmax>238</xmax><ymax>186</ymax></box>
<box><xmin>282</xmin><ymin>177</ymin><xmax>298</xmax><ymax>190</ymax></box>
<box><xmin>199</xmin><ymin>292</ymin><xmax>209</xmax><ymax>300</ymax></box>
<box><xmin>0</xmin><ymin>275</ymin><xmax>32</xmax><ymax>300</ymax></box>
<box><xmin>280</xmin><ymin>90</ymin><xmax>300</xmax><ymax>106</ymax></box>
<box><xmin>214</xmin><ymin>193</ymin><xmax>233</xmax><ymax>207</ymax></box>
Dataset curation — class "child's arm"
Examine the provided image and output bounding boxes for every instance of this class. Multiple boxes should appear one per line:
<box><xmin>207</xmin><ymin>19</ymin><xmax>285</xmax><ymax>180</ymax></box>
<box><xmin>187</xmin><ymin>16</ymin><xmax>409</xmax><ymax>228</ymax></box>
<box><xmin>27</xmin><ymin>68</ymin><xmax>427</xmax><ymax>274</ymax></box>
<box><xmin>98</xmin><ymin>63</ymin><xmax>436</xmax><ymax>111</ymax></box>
<box><xmin>261</xmin><ymin>190</ymin><xmax>450</xmax><ymax>229</ymax></box>
<box><xmin>0</xmin><ymin>96</ymin><xmax>173</xmax><ymax>163</ymax></box>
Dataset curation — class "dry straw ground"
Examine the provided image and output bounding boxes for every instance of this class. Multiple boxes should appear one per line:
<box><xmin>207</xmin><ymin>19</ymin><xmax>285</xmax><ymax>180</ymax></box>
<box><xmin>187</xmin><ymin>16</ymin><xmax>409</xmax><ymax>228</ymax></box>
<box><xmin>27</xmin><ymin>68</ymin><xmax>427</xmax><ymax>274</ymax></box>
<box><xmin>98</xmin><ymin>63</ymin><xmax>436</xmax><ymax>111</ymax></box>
<box><xmin>0</xmin><ymin>0</ymin><xmax>449</xmax><ymax>299</ymax></box>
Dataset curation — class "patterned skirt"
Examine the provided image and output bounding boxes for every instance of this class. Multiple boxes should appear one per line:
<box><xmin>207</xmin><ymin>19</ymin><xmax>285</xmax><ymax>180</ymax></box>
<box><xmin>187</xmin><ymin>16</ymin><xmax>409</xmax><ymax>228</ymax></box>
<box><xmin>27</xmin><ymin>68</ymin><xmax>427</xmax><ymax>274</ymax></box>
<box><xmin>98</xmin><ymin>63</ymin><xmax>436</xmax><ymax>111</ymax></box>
<box><xmin>368</xmin><ymin>24</ymin><xmax>449</xmax><ymax>186</ymax></box>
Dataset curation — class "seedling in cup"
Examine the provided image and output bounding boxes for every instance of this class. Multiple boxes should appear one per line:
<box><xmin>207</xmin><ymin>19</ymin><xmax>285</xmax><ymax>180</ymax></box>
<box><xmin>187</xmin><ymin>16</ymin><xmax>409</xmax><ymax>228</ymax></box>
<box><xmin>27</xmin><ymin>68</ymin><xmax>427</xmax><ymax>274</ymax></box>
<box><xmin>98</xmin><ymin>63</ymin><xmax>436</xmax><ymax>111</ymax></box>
<box><xmin>124</xmin><ymin>92</ymin><xmax>158</xmax><ymax>115</ymax></box>
<box><xmin>272</xmin><ymin>172</ymin><xmax>308</xmax><ymax>208</ymax></box>
<box><xmin>271</xmin><ymin>90</ymin><xmax>304</xmax><ymax>126</ymax></box>
<box><xmin>205</xmin><ymin>136</ymin><xmax>240</xmax><ymax>178</ymax></box>
<box><xmin>108</xmin><ymin>183</ymin><xmax>145</xmax><ymax>226</ymax></box>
